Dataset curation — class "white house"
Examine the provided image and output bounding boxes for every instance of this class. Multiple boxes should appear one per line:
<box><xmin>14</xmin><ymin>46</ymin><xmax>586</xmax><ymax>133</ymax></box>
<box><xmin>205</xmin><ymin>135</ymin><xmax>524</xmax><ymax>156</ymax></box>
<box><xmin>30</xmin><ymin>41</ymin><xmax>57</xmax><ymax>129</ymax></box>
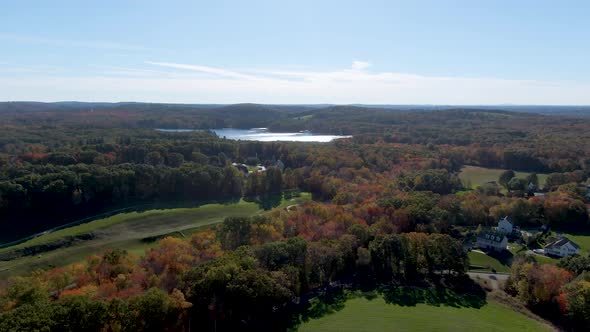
<box><xmin>497</xmin><ymin>216</ymin><xmax>513</xmax><ymax>234</ymax></box>
<box><xmin>476</xmin><ymin>231</ymin><xmax>508</xmax><ymax>251</ymax></box>
<box><xmin>544</xmin><ymin>237</ymin><xmax>580</xmax><ymax>257</ymax></box>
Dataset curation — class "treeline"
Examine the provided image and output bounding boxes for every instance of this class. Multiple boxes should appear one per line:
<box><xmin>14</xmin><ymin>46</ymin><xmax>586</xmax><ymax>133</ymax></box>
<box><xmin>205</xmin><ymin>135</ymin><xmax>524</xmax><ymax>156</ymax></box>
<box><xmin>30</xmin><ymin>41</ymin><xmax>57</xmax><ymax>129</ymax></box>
<box><xmin>0</xmin><ymin>127</ymin><xmax>325</xmax><ymax>242</ymax></box>
<box><xmin>4</xmin><ymin>103</ymin><xmax>590</xmax><ymax>174</ymax></box>
<box><xmin>0</xmin><ymin>214</ymin><xmax>468</xmax><ymax>331</ymax></box>
<box><xmin>2</xmin><ymin>136</ymin><xmax>588</xmax><ymax>244</ymax></box>
<box><xmin>0</xmin><ymin>102</ymin><xmax>311</xmax><ymax>130</ymax></box>
<box><xmin>0</xmin><ymin>122</ymin><xmax>455</xmax><ymax>243</ymax></box>
<box><xmin>506</xmin><ymin>255</ymin><xmax>590</xmax><ymax>331</ymax></box>
<box><xmin>272</xmin><ymin>106</ymin><xmax>590</xmax><ymax>173</ymax></box>
<box><xmin>444</xmin><ymin>146</ymin><xmax>589</xmax><ymax>173</ymax></box>
<box><xmin>0</xmin><ymin>163</ymin><xmax>244</xmax><ymax>241</ymax></box>
<box><xmin>373</xmin><ymin>187</ymin><xmax>588</xmax><ymax>234</ymax></box>
<box><xmin>1</xmin><ymin>103</ymin><xmax>590</xmax><ymax>330</ymax></box>
<box><xmin>301</xmin><ymin>166</ymin><xmax>587</xmax><ymax>236</ymax></box>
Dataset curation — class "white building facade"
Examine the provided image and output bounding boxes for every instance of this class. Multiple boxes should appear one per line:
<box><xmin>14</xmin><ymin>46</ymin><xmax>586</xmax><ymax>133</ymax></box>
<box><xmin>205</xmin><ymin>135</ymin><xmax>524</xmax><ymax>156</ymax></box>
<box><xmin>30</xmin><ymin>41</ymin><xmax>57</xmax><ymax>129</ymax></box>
<box><xmin>476</xmin><ymin>231</ymin><xmax>508</xmax><ymax>251</ymax></box>
<box><xmin>544</xmin><ymin>238</ymin><xmax>580</xmax><ymax>257</ymax></box>
<box><xmin>497</xmin><ymin>216</ymin><xmax>513</xmax><ymax>234</ymax></box>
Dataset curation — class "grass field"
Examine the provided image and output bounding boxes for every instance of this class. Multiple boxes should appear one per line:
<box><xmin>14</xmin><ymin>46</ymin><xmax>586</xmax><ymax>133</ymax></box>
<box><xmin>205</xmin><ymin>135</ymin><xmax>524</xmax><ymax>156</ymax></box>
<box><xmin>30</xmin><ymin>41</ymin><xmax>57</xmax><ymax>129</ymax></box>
<box><xmin>468</xmin><ymin>251</ymin><xmax>511</xmax><ymax>273</ymax></box>
<box><xmin>0</xmin><ymin>192</ymin><xmax>311</xmax><ymax>278</ymax></box>
<box><xmin>534</xmin><ymin>254</ymin><xmax>560</xmax><ymax>265</ymax></box>
<box><xmin>459</xmin><ymin>166</ymin><xmax>548</xmax><ymax>189</ymax></box>
<box><xmin>297</xmin><ymin>296</ymin><xmax>551</xmax><ymax>332</ymax></box>
<box><xmin>0</xmin><ymin>201</ymin><xmax>260</xmax><ymax>254</ymax></box>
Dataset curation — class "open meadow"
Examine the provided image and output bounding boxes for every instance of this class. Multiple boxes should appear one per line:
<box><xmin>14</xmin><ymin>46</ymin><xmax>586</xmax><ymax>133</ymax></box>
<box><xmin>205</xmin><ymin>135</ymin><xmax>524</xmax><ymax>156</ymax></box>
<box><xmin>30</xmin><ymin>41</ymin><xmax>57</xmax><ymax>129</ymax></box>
<box><xmin>459</xmin><ymin>166</ymin><xmax>548</xmax><ymax>189</ymax></box>
<box><xmin>297</xmin><ymin>296</ymin><xmax>552</xmax><ymax>332</ymax></box>
<box><xmin>0</xmin><ymin>193</ymin><xmax>310</xmax><ymax>278</ymax></box>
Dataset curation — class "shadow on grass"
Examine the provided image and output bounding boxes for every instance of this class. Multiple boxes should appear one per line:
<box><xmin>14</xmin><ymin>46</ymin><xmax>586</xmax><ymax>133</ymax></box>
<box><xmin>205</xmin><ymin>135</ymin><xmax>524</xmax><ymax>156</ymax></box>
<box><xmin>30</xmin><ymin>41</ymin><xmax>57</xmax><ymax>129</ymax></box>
<box><xmin>485</xmin><ymin>249</ymin><xmax>514</xmax><ymax>267</ymax></box>
<box><xmin>288</xmin><ymin>275</ymin><xmax>487</xmax><ymax>330</ymax></box>
<box><xmin>301</xmin><ymin>287</ymin><xmax>349</xmax><ymax>321</ymax></box>
<box><xmin>243</xmin><ymin>193</ymin><xmax>283</xmax><ymax>210</ymax></box>
<box><xmin>380</xmin><ymin>282</ymin><xmax>486</xmax><ymax>309</ymax></box>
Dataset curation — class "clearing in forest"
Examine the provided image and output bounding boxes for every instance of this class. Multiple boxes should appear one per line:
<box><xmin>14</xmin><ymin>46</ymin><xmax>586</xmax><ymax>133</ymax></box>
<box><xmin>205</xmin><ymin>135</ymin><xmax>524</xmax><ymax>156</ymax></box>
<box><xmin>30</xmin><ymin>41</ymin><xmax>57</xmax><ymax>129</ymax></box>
<box><xmin>297</xmin><ymin>296</ymin><xmax>552</xmax><ymax>332</ymax></box>
<box><xmin>459</xmin><ymin>165</ymin><xmax>548</xmax><ymax>189</ymax></box>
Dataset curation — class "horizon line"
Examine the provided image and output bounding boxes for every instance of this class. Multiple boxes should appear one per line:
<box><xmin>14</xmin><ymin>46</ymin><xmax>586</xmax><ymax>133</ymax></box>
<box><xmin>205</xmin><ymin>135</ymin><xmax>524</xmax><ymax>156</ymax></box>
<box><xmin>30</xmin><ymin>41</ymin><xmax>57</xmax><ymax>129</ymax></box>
<box><xmin>2</xmin><ymin>101</ymin><xmax>590</xmax><ymax>107</ymax></box>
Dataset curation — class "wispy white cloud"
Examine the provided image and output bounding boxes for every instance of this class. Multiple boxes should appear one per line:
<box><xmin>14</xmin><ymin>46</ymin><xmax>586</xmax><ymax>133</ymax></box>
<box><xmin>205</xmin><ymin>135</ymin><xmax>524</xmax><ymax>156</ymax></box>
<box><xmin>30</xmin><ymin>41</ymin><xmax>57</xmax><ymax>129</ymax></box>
<box><xmin>144</xmin><ymin>60</ymin><xmax>421</xmax><ymax>84</ymax></box>
<box><xmin>145</xmin><ymin>61</ymin><xmax>260</xmax><ymax>80</ymax></box>
<box><xmin>92</xmin><ymin>65</ymin><xmax>183</xmax><ymax>78</ymax></box>
<box><xmin>1</xmin><ymin>60</ymin><xmax>589</xmax><ymax>105</ymax></box>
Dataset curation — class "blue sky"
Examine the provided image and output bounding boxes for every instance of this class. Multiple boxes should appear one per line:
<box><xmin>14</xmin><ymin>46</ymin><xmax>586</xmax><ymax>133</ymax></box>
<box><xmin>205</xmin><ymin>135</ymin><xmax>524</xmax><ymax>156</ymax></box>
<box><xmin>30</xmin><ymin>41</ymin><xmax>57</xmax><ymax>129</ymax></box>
<box><xmin>1</xmin><ymin>0</ymin><xmax>589</xmax><ymax>104</ymax></box>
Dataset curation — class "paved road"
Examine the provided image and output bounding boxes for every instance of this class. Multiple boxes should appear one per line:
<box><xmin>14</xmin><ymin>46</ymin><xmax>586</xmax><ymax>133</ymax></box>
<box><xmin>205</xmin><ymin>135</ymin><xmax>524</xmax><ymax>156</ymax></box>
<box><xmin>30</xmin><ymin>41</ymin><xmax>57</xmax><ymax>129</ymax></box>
<box><xmin>468</xmin><ymin>272</ymin><xmax>509</xmax><ymax>290</ymax></box>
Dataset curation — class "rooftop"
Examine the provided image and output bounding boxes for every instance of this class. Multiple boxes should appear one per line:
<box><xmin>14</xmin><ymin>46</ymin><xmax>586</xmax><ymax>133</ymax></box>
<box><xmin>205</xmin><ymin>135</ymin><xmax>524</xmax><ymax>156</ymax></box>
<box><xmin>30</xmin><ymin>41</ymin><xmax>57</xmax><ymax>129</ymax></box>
<box><xmin>477</xmin><ymin>231</ymin><xmax>507</xmax><ymax>243</ymax></box>
<box><xmin>544</xmin><ymin>237</ymin><xmax>580</xmax><ymax>249</ymax></box>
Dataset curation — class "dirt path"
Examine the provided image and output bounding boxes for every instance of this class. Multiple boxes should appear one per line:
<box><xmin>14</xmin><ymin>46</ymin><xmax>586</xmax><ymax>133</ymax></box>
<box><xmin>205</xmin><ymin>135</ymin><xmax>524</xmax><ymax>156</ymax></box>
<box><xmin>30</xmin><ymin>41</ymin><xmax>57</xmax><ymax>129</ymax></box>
<box><xmin>468</xmin><ymin>271</ymin><xmax>509</xmax><ymax>290</ymax></box>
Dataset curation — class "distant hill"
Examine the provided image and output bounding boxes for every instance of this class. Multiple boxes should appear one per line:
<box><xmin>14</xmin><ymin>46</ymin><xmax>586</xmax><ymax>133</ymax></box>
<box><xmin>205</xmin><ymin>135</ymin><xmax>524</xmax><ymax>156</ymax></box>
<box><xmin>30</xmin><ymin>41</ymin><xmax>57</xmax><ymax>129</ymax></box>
<box><xmin>2</xmin><ymin>101</ymin><xmax>589</xmax><ymax>116</ymax></box>
<box><xmin>1</xmin><ymin>102</ymin><xmax>589</xmax><ymax>138</ymax></box>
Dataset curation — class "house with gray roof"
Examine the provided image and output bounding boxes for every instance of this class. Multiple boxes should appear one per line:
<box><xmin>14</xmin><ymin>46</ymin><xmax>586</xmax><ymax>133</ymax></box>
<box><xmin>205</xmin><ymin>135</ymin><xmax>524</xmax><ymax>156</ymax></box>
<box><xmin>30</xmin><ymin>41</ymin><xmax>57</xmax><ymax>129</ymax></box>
<box><xmin>544</xmin><ymin>237</ymin><xmax>580</xmax><ymax>258</ymax></box>
<box><xmin>496</xmin><ymin>216</ymin><xmax>513</xmax><ymax>234</ymax></box>
<box><xmin>476</xmin><ymin>231</ymin><xmax>508</xmax><ymax>252</ymax></box>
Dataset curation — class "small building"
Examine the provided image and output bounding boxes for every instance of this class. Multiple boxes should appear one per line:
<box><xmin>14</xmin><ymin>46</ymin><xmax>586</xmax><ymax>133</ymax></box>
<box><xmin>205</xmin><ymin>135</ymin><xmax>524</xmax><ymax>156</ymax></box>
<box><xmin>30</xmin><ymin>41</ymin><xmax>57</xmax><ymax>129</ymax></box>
<box><xmin>544</xmin><ymin>237</ymin><xmax>580</xmax><ymax>258</ymax></box>
<box><xmin>233</xmin><ymin>163</ymin><xmax>249</xmax><ymax>175</ymax></box>
<box><xmin>497</xmin><ymin>216</ymin><xmax>513</xmax><ymax>234</ymax></box>
<box><xmin>476</xmin><ymin>231</ymin><xmax>508</xmax><ymax>251</ymax></box>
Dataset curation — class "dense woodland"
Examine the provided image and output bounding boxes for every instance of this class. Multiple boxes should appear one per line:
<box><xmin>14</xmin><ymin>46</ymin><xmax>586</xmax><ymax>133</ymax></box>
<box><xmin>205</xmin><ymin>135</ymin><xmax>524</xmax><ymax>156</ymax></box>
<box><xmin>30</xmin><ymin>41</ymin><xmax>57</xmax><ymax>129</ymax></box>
<box><xmin>1</xmin><ymin>103</ymin><xmax>590</xmax><ymax>331</ymax></box>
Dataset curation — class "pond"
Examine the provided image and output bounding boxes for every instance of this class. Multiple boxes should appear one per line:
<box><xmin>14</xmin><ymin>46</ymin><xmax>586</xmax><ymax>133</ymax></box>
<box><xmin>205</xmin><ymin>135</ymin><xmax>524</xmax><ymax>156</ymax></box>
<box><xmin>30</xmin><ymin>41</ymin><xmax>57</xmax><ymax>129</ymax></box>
<box><xmin>156</xmin><ymin>128</ymin><xmax>351</xmax><ymax>142</ymax></box>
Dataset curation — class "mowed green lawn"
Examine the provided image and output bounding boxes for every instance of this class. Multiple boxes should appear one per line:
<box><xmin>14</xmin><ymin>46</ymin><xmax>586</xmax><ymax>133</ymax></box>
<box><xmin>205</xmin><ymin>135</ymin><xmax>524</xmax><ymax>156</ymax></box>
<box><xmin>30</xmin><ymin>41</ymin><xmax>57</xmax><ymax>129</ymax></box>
<box><xmin>468</xmin><ymin>251</ymin><xmax>511</xmax><ymax>273</ymax></box>
<box><xmin>459</xmin><ymin>166</ymin><xmax>548</xmax><ymax>189</ymax></box>
<box><xmin>0</xmin><ymin>193</ymin><xmax>311</xmax><ymax>278</ymax></box>
<box><xmin>297</xmin><ymin>296</ymin><xmax>551</xmax><ymax>332</ymax></box>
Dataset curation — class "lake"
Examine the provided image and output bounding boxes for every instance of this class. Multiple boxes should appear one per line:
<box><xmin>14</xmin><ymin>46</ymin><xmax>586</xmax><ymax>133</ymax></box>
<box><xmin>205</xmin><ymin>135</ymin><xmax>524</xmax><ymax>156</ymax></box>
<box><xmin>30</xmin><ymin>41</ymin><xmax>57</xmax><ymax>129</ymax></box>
<box><xmin>156</xmin><ymin>128</ymin><xmax>351</xmax><ymax>142</ymax></box>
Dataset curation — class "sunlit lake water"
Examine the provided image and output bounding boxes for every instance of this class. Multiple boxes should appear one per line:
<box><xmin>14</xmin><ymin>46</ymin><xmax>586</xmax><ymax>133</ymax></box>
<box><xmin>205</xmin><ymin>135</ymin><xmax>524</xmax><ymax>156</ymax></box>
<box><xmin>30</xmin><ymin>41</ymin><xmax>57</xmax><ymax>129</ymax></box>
<box><xmin>156</xmin><ymin>128</ymin><xmax>351</xmax><ymax>142</ymax></box>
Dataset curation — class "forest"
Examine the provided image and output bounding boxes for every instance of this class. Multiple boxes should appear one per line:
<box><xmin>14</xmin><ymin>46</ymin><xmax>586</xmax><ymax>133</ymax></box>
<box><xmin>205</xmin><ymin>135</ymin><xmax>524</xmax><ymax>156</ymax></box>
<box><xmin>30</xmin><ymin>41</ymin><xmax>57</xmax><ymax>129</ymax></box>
<box><xmin>1</xmin><ymin>103</ymin><xmax>590</xmax><ymax>331</ymax></box>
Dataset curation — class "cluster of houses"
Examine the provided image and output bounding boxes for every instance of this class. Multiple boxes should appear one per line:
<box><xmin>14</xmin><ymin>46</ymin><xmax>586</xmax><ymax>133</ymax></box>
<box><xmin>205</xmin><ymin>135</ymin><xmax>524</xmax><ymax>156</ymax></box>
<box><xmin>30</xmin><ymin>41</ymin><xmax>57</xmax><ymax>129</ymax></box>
<box><xmin>475</xmin><ymin>216</ymin><xmax>581</xmax><ymax>258</ymax></box>
<box><xmin>475</xmin><ymin>217</ymin><xmax>515</xmax><ymax>252</ymax></box>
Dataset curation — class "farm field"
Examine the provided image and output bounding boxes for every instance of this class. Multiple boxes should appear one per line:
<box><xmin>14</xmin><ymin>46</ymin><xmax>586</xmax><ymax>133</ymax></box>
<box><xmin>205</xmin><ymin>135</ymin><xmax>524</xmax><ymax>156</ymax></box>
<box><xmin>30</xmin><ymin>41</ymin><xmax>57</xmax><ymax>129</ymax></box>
<box><xmin>459</xmin><ymin>166</ymin><xmax>548</xmax><ymax>189</ymax></box>
<box><xmin>0</xmin><ymin>193</ymin><xmax>310</xmax><ymax>278</ymax></box>
<box><xmin>297</xmin><ymin>296</ymin><xmax>551</xmax><ymax>332</ymax></box>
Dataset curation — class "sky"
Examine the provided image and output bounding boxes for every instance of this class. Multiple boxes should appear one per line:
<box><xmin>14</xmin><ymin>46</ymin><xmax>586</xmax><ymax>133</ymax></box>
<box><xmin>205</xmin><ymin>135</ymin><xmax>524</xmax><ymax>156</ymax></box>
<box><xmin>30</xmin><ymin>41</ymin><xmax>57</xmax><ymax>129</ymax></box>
<box><xmin>0</xmin><ymin>0</ymin><xmax>589</xmax><ymax>105</ymax></box>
